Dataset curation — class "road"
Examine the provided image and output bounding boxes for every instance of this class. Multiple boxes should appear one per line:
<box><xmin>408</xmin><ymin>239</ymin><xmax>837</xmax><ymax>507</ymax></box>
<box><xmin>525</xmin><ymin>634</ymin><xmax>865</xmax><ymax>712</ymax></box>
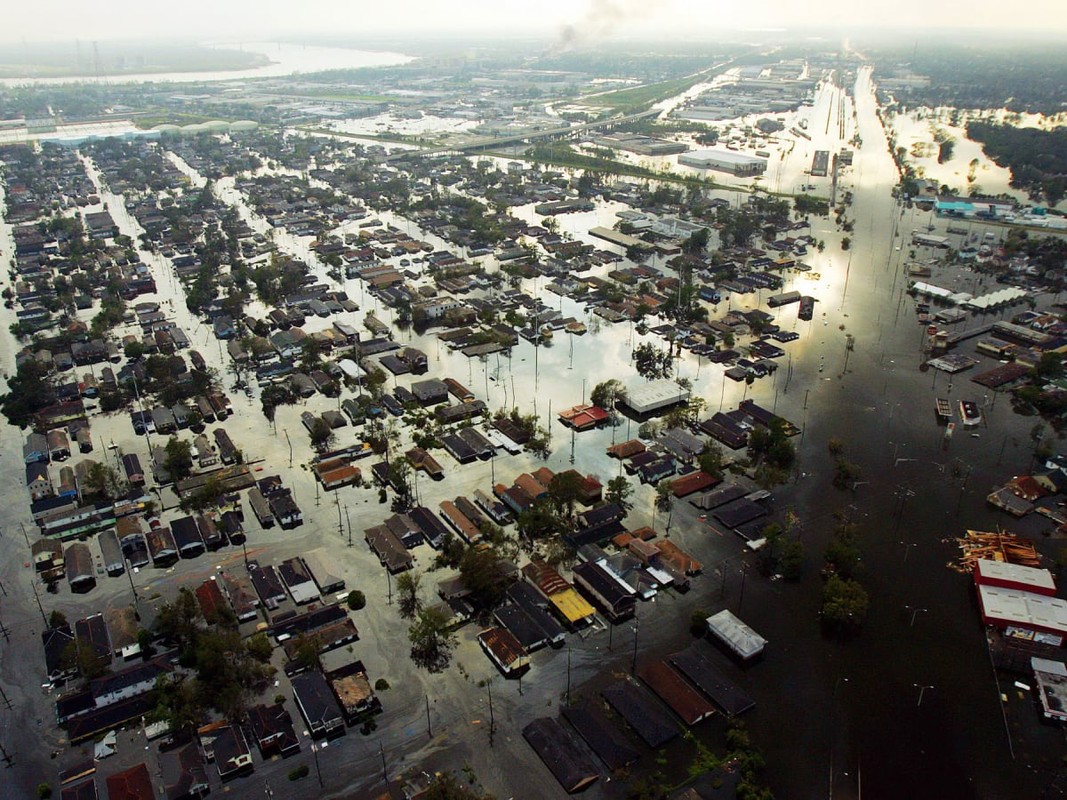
<box><xmin>379</xmin><ymin>108</ymin><xmax>662</xmax><ymax>162</ymax></box>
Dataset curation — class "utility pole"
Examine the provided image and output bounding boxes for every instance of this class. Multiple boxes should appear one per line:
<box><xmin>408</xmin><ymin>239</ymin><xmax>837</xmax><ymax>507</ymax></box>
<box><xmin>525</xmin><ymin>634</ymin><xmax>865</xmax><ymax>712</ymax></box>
<box><xmin>126</xmin><ymin>564</ymin><xmax>139</xmax><ymax>618</ymax></box>
<box><xmin>30</xmin><ymin>578</ymin><xmax>48</xmax><ymax>627</ymax></box>
<box><xmin>379</xmin><ymin>740</ymin><xmax>389</xmax><ymax>783</ymax></box>
<box><xmin>425</xmin><ymin>695</ymin><xmax>432</xmax><ymax>738</ymax></box>
<box><xmin>0</xmin><ymin>741</ymin><xmax>13</xmax><ymax>768</ymax></box>
<box><xmin>487</xmin><ymin>678</ymin><xmax>495</xmax><ymax>745</ymax></box>
<box><xmin>566</xmin><ymin>643</ymin><xmax>572</xmax><ymax>705</ymax></box>
<box><xmin>311</xmin><ymin>742</ymin><xmax>324</xmax><ymax>789</ymax></box>
<box><xmin>737</xmin><ymin>562</ymin><xmax>748</xmax><ymax>613</ymax></box>
<box><xmin>345</xmin><ymin>504</ymin><xmax>352</xmax><ymax>548</ymax></box>
<box><xmin>631</xmin><ymin>615</ymin><xmax>640</xmax><ymax>675</ymax></box>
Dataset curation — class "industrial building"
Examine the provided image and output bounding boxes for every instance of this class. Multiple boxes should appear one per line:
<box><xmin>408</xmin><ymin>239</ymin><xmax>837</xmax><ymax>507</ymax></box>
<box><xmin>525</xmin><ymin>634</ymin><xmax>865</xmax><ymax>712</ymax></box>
<box><xmin>810</xmin><ymin>150</ymin><xmax>830</xmax><ymax>177</ymax></box>
<box><xmin>706</xmin><ymin>610</ymin><xmax>767</xmax><ymax>662</ymax></box>
<box><xmin>678</xmin><ymin>149</ymin><xmax>767</xmax><ymax>176</ymax></box>
<box><xmin>622</xmin><ymin>379</ymin><xmax>691</xmax><ymax>416</ymax></box>
<box><xmin>592</xmin><ymin>133</ymin><xmax>688</xmax><ymax>156</ymax></box>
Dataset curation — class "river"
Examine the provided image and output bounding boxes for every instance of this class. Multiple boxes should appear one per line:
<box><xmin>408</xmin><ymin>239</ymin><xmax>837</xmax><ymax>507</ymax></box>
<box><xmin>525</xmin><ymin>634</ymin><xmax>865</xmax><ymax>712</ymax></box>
<box><xmin>0</xmin><ymin>41</ymin><xmax>413</xmax><ymax>88</ymax></box>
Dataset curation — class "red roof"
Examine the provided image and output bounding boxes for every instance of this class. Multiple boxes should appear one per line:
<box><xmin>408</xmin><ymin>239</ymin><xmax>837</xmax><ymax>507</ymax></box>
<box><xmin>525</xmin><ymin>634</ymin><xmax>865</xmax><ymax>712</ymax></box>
<box><xmin>478</xmin><ymin>627</ymin><xmax>526</xmax><ymax>669</ymax></box>
<box><xmin>671</xmin><ymin>471</ymin><xmax>720</xmax><ymax>498</ymax></box>
<box><xmin>559</xmin><ymin>404</ymin><xmax>609</xmax><ymax>431</ymax></box>
<box><xmin>106</xmin><ymin>763</ymin><xmax>154</xmax><ymax>800</ymax></box>
<box><xmin>608</xmin><ymin>439</ymin><xmax>646</xmax><ymax>459</ymax></box>
<box><xmin>195</xmin><ymin>579</ymin><xmax>228</xmax><ymax>622</ymax></box>
<box><xmin>522</xmin><ymin>560</ymin><xmax>570</xmax><ymax>596</ymax></box>
<box><xmin>1008</xmin><ymin>475</ymin><xmax>1048</xmax><ymax>502</ymax></box>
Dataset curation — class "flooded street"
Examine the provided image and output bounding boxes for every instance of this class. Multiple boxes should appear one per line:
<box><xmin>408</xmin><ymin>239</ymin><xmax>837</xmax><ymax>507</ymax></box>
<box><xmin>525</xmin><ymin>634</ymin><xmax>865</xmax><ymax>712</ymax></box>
<box><xmin>2</xmin><ymin>47</ymin><xmax>1065</xmax><ymax>799</ymax></box>
<box><xmin>729</xmin><ymin>67</ymin><xmax>1064</xmax><ymax>800</ymax></box>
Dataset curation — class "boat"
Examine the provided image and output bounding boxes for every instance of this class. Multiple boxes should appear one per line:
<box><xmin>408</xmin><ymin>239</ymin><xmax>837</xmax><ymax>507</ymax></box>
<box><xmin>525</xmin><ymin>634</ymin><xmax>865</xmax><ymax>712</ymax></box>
<box><xmin>935</xmin><ymin>398</ymin><xmax>952</xmax><ymax>424</ymax></box>
<box><xmin>959</xmin><ymin>400</ymin><xmax>982</xmax><ymax>427</ymax></box>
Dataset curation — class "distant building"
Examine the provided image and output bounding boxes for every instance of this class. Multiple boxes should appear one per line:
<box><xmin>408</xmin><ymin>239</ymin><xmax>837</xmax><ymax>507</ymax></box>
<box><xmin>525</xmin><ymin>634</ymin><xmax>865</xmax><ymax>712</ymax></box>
<box><xmin>679</xmin><ymin>149</ymin><xmax>767</xmax><ymax>176</ymax></box>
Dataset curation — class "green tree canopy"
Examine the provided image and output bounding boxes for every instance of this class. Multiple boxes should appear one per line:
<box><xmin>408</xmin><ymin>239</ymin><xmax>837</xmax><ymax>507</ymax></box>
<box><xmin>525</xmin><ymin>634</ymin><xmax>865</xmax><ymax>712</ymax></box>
<box><xmin>408</xmin><ymin>606</ymin><xmax>457</xmax><ymax>673</ymax></box>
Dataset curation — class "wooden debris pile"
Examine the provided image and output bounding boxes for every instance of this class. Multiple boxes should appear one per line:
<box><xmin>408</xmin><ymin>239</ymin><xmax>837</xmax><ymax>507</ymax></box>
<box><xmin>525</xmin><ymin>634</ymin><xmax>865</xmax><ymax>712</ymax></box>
<box><xmin>951</xmin><ymin>530</ymin><xmax>1043</xmax><ymax>574</ymax></box>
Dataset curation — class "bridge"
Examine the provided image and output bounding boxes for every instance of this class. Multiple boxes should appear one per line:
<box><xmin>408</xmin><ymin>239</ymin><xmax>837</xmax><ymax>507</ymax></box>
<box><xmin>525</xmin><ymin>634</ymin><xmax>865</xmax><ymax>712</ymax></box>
<box><xmin>381</xmin><ymin>107</ymin><xmax>661</xmax><ymax>162</ymax></box>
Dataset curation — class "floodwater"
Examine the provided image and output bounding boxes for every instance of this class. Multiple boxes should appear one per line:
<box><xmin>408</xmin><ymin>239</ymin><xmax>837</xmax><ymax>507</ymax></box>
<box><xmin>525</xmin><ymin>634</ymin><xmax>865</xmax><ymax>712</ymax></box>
<box><xmin>889</xmin><ymin>106</ymin><xmax>1067</xmax><ymax>212</ymax></box>
<box><xmin>206</xmin><ymin>75</ymin><xmax>1060</xmax><ymax>797</ymax></box>
<box><xmin>0</xmin><ymin>41</ymin><xmax>413</xmax><ymax>87</ymax></box>
<box><xmin>0</xmin><ymin>63</ymin><xmax>1060</xmax><ymax>799</ymax></box>
<box><xmin>327</xmin><ymin>113</ymin><xmax>481</xmax><ymax>141</ymax></box>
<box><xmin>588</xmin><ymin>75</ymin><xmax>853</xmax><ymax>200</ymax></box>
<box><xmin>889</xmin><ymin>110</ymin><xmax>1021</xmax><ymax>201</ymax></box>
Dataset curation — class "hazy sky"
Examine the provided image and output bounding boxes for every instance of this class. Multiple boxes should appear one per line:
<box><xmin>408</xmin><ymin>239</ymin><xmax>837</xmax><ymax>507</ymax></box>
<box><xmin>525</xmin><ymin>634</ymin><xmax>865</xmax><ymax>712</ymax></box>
<box><xmin>4</xmin><ymin>0</ymin><xmax>1066</xmax><ymax>45</ymax></box>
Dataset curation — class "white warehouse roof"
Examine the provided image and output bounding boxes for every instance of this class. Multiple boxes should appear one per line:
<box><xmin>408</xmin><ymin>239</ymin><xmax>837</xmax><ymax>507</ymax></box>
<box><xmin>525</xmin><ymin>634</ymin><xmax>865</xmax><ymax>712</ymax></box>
<box><xmin>625</xmin><ymin>380</ymin><xmax>691</xmax><ymax>414</ymax></box>
<box><xmin>706</xmin><ymin>609</ymin><xmax>766</xmax><ymax>660</ymax></box>
<box><xmin>979</xmin><ymin>585</ymin><xmax>1067</xmax><ymax>636</ymax></box>
<box><xmin>679</xmin><ymin>149</ymin><xmax>767</xmax><ymax>167</ymax></box>
<box><xmin>976</xmin><ymin>559</ymin><xmax>1056</xmax><ymax>593</ymax></box>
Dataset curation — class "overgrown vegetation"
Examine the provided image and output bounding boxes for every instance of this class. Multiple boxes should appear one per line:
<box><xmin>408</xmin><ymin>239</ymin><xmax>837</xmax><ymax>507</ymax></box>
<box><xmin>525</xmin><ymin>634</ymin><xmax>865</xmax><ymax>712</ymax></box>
<box><xmin>149</xmin><ymin>587</ymin><xmax>276</xmax><ymax>728</ymax></box>
<box><xmin>966</xmin><ymin>122</ymin><xmax>1067</xmax><ymax>205</ymax></box>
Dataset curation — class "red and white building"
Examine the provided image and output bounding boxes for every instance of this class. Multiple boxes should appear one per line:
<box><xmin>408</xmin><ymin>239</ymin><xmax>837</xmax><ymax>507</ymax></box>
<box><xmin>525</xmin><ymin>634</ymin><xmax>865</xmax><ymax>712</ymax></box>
<box><xmin>975</xmin><ymin>559</ymin><xmax>1067</xmax><ymax>646</ymax></box>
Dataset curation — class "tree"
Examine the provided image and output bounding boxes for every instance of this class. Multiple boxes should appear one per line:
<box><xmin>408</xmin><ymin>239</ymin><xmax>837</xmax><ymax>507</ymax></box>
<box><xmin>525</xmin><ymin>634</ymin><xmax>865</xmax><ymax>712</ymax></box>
<box><xmin>548</xmin><ymin>471</ymin><xmax>584</xmax><ymax>519</ymax></box>
<box><xmin>408</xmin><ymin>606</ymin><xmax>457</xmax><ymax>673</ymax></box>
<box><xmin>825</xmin><ymin>520</ymin><xmax>862</xmax><ymax>580</ymax></box>
<box><xmin>388</xmin><ymin>458</ymin><xmax>414</xmax><ymax>510</ymax></box>
<box><xmin>123</xmin><ymin>340</ymin><xmax>146</xmax><ymax>361</ymax></box>
<box><xmin>396</xmin><ymin>571</ymin><xmax>423</xmax><ymax>619</ymax></box>
<box><xmin>697</xmin><ymin>444</ymin><xmax>724</xmax><ymax>479</ymax></box>
<box><xmin>149</xmin><ymin>673</ymin><xmax>206</xmax><ymax>734</ymax></box>
<box><xmin>0</xmin><ymin>359</ymin><xmax>54</xmax><ymax>428</ymax></box>
<box><xmin>655</xmin><ymin>480</ymin><xmax>674</xmax><ymax>512</ymax></box>
<box><xmin>683</xmin><ymin>226</ymin><xmax>710</xmax><ymax>255</ymax></box>
<box><xmin>163</xmin><ymin>437</ymin><xmax>194</xmax><ymax>482</ymax></box>
<box><xmin>1034</xmin><ymin>351</ymin><xmax>1064</xmax><ymax>380</ymax></box>
<box><xmin>821</xmin><ymin>574</ymin><xmax>870</xmax><ymax>634</ymax></box>
<box><xmin>48</xmin><ymin>610</ymin><xmax>67</xmax><ymax>629</ymax></box>
<box><xmin>289</xmin><ymin>634</ymin><xmax>322</xmax><ymax>673</ymax></box>
<box><xmin>747</xmin><ymin>419</ymin><xmax>795</xmax><ymax>487</ymax></box>
<box><xmin>299</xmin><ymin>338</ymin><xmax>322</xmax><ymax>372</ymax></box>
<box><xmin>246</xmin><ymin>633</ymin><xmax>273</xmax><ymax>662</ymax></box>
<box><xmin>84</xmin><ymin>462</ymin><xmax>126</xmax><ymax>500</ymax></box>
<box><xmin>347</xmin><ymin>590</ymin><xmax>366</xmax><ymax>611</ymax></box>
<box><xmin>155</xmin><ymin>587</ymin><xmax>202</xmax><ymax>656</ymax></box>
<box><xmin>633</xmin><ymin>342</ymin><xmax>674</xmax><ymax>381</ymax></box>
<box><xmin>308</xmin><ymin>417</ymin><xmax>335</xmax><ymax>453</ymax></box>
<box><xmin>590</xmin><ymin>379</ymin><xmax>626</xmax><ymax>411</ymax></box>
<box><xmin>75</xmin><ymin>636</ymin><xmax>109</xmax><ymax>679</ymax></box>
<box><xmin>779</xmin><ymin>538</ymin><xmax>804</xmax><ymax>581</ymax></box>
<box><xmin>606</xmin><ymin>475</ymin><xmax>634</xmax><ymax>509</ymax></box>
<box><xmin>459</xmin><ymin>547</ymin><xmax>509</xmax><ymax>609</ymax></box>
<box><xmin>517</xmin><ymin>504</ymin><xmax>559</xmax><ymax>540</ymax></box>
